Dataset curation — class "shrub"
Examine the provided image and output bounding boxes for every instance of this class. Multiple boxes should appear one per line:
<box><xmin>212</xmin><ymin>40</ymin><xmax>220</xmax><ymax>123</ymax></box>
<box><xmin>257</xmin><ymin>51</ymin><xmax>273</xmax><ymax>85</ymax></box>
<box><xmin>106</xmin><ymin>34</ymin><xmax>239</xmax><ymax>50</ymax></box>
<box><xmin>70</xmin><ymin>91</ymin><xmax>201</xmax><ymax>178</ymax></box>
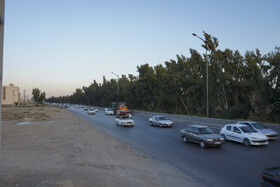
<box><xmin>227</xmin><ymin>106</ymin><xmax>249</xmax><ymax>119</ymax></box>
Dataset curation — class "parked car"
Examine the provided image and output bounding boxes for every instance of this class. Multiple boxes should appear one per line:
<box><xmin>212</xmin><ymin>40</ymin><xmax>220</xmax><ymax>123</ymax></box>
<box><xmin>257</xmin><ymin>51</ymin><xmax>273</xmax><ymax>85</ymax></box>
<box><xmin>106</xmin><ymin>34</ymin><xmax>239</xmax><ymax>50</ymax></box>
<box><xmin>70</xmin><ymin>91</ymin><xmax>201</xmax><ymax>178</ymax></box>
<box><xmin>261</xmin><ymin>166</ymin><xmax>280</xmax><ymax>186</ymax></box>
<box><xmin>220</xmin><ymin>124</ymin><xmax>269</xmax><ymax>146</ymax></box>
<box><xmin>236</xmin><ymin>121</ymin><xmax>278</xmax><ymax>140</ymax></box>
<box><xmin>149</xmin><ymin>116</ymin><xmax>173</xmax><ymax>127</ymax></box>
<box><xmin>87</xmin><ymin>108</ymin><xmax>96</xmax><ymax>115</ymax></box>
<box><xmin>105</xmin><ymin>108</ymin><xmax>114</xmax><ymax>115</ymax></box>
<box><xmin>180</xmin><ymin>125</ymin><xmax>224</xmax><ymax>148</ymax></box>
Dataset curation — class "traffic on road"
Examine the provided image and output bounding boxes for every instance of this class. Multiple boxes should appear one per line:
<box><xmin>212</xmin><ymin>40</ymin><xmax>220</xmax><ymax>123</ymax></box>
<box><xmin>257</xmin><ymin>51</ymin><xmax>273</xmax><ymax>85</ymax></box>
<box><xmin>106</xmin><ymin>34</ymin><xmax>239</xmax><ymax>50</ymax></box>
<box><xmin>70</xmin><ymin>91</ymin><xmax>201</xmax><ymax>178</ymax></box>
<box><xmin>59</xmin><ymin>103</ymin><xmax>280</xmax><ymax>187</ymax></box>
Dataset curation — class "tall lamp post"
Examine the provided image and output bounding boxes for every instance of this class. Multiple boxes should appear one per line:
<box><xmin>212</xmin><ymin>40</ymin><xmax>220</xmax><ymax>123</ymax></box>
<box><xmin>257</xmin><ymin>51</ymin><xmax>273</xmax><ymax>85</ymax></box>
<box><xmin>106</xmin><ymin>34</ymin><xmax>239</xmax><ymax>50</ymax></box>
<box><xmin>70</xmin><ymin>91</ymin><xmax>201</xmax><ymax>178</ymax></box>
<box><xmin>0</xmin><ymin>0</ymin><xmax>5</xmax><ymax>151</ymax></box>
<box><xmin>192</xmin><ymin>33</ymin><xmax>209</xmax><ymax>118</ymax></box>
<box><xmin>111</xmin><ymin>72</ymin><xmax>120</xmax><ymax>104</ymax></box>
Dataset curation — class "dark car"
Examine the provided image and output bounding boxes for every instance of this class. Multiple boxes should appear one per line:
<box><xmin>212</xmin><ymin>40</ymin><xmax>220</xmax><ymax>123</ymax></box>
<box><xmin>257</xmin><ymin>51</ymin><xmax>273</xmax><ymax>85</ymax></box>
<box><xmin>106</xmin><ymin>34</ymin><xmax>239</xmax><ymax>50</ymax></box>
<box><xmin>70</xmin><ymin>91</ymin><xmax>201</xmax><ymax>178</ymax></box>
<box><xmin>262</xmin><ymin>166</ymin><xmax>280</xmax><ymax>186</ymax></box>
<box><xmin>180</xmin><ymin>125</ymin><xmax>225</xmax><ymax>148</ymax></box>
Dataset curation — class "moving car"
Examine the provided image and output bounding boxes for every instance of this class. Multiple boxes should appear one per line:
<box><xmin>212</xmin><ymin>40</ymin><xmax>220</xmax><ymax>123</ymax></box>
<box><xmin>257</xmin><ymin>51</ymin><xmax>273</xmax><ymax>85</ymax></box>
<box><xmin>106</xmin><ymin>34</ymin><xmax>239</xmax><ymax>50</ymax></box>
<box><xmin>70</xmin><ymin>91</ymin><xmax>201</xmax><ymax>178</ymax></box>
<box><xmin>180</xmin><ymin>125</ymin><xmax>224</xmax><ymax>148</ymax></box>
<box><xmin>220</xmin><ymin>124</ymin><xmax>269</xmax><ymax>146</ymax></box>
<box><xmin>105</xmin><ymin>108</ymin><xmax>114</xmax><ymax>115</ymax></box>
<box><xmin>149</xmin><ymin>116</ymin><xmax>173</xmax><ymax>127</ymax></box>
<box><xmin>261</xmin><ymin>166</ymin><xmax>280</xmax><ymax>186</ymax></box>
<box><xmin>115</xmin><ymin>112</ymin><xmax>134</xmax><ymax>127</ymax></box>
<box><xmin>83</xmin><ymin>106</ymin><xmax>89</xmax><ymax>111</ymax></box>
<box><xmin>87</xmin><ymin>108</ymin><xmax>96</xmax><ymax>115</ymax></box>
<box><xmin>236</xmin><ymin>121</ymin><xmax>278</xmax><ymax>140</ymax></box>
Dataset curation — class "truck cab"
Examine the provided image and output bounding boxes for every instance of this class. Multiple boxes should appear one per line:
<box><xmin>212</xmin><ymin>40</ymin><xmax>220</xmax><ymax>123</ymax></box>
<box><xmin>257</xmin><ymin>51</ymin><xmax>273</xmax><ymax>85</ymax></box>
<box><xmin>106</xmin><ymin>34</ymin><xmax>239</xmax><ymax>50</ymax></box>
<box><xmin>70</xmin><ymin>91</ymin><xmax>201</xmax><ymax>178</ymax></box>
<box><xmin>118</xmin><ymin>102</ymin><xmax>128</xmax><ymax>110</ymax></box>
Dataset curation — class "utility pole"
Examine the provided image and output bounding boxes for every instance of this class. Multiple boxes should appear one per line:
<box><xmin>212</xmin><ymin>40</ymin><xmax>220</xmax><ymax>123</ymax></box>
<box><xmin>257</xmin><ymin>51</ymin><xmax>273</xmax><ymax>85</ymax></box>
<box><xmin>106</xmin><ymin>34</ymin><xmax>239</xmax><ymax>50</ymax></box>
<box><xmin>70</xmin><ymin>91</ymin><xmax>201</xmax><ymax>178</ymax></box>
<box><xmin>192</xmin><ymin>32</ymin><xmax>209</xmax><ymax>118</ymax></box>
<box><xmin>0</xmin><ymin>0</ymin><xmax>5</xmax><ymax>151</ymax></box>
<box><xmin>23</xmin><ymin>89</ymin><xmax>26</xmax><ymax>103</ymax></box>
<box><xmin>111</xmin><ymin>72</ymin><xmax>120</xmax><ymax>104</ymax></box>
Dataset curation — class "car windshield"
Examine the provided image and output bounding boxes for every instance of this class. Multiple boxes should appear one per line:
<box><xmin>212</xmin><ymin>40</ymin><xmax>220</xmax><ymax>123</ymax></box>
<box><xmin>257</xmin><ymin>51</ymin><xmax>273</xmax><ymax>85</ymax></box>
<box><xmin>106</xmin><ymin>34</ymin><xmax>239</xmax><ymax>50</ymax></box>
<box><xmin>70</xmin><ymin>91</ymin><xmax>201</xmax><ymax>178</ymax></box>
<box><xmin>240</xmin><ymin>126</ymin><xmax>257</xmax><ymax>133</ymax></box>
<box><xmin>252</xmin><ymin>122</ymin><xmax>268</xmax><ymax>129</ymax></box>
<box><xmin>158</xmin><ymin>117</ymin><xmax>168</xmax><ymax>120</ymax></box>
<box><xmin>198</xmin><ymin>127</ymin><xmax>214</xmax><ymax>134</ymax></box>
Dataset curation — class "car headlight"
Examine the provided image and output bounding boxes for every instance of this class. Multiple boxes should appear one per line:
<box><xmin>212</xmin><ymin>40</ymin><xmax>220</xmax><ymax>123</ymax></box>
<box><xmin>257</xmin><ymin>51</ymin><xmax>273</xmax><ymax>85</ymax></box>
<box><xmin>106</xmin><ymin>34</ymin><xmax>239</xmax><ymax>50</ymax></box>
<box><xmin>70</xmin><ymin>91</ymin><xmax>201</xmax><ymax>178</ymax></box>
<box><xmin>252</xmin><ymin>137</ymin><xmax>259</xmax><ymax>140</ymax></box>
<box><xmin>207</xmin><ymin>139</ymin><xmax>213</xmax><ymax>142</ymax></box>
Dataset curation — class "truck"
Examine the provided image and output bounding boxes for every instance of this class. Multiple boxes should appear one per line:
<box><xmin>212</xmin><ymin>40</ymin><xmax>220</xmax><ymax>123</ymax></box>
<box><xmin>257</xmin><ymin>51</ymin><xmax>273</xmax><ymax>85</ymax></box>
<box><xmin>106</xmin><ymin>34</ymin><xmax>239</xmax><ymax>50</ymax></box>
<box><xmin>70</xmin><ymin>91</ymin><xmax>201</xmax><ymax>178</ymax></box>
<box><xmin>111</xmin><ymin>102</ymin><xmax>118</xmax><ymax>114</ymax></box>
<box><xmin>111</xmin><ymin>102</ymin><xmax>132</xmax><ymax>116</ymax></box>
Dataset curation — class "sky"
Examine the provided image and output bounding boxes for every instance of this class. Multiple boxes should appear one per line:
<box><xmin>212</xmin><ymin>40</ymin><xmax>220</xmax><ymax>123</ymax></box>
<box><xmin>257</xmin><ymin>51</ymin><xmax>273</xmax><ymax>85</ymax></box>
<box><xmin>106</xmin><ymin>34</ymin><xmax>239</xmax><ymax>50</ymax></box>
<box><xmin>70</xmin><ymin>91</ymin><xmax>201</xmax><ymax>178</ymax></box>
<box><xmin>3</xmin><ymin>0</ymin><xmax>280</xmax><ymax>98</ymax></box>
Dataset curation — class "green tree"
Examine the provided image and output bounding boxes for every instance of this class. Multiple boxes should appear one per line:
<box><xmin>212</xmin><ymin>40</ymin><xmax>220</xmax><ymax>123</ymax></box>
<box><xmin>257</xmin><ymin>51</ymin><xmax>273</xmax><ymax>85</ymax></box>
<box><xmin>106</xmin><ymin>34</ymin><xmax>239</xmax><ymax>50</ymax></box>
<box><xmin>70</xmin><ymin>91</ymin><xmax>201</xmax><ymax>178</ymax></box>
<box><xmin>32</xmin><ymin>88</ymin><xmax>46</xmax><ymax>104</ymax></box>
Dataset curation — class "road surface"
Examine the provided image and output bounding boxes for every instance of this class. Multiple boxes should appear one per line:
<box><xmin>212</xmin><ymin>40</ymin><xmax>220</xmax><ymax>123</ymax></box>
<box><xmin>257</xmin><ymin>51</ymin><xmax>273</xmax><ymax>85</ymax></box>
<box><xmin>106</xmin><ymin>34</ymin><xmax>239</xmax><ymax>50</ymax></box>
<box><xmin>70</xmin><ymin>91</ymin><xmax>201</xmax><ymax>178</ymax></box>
<box><xmin>68</xmin><ymin>107</ymin><xmax>280</xmax><ymax>187</ymax></box>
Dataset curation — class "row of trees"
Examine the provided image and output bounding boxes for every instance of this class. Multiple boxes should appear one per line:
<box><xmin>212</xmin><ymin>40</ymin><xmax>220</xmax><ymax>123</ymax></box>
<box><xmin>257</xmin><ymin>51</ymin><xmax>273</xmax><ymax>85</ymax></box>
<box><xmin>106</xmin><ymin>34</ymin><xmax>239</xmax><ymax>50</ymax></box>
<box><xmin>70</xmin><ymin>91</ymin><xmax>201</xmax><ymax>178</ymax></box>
<box><xmin>47</xmin><ymin>32</ymin><xmax>280</xmax><ymax>122</ymax></box>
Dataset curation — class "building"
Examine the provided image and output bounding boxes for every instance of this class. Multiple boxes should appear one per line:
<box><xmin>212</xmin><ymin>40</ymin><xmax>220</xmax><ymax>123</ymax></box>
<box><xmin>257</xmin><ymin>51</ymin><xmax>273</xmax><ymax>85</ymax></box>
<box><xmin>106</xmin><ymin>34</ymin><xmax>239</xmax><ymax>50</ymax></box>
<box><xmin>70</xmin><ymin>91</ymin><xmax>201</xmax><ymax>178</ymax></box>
<box><xmin>2</xmin><ymin>84</ymin><xmax>20</xmax><ymax>105</ymax></box>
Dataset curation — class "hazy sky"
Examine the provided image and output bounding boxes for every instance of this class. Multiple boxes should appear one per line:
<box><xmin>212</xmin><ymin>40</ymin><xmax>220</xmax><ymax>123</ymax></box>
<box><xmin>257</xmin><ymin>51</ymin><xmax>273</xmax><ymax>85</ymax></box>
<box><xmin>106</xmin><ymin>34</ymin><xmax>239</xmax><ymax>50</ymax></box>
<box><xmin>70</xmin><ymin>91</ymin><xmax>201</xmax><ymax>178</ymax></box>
<box><xmin>3</xmin><ymin>0</ymin><xmax>280</xmax><ymax>98</ymax></box>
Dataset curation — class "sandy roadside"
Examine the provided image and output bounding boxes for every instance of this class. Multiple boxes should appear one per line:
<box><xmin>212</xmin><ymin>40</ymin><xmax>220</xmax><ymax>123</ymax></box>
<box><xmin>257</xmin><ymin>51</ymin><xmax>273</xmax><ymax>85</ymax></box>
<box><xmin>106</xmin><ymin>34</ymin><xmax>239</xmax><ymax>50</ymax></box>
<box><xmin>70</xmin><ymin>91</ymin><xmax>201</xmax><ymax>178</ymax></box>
<box><xmin>0</xmin><ymin>106</ymin><xmax>203</xmax><ymax>187</ymax></box>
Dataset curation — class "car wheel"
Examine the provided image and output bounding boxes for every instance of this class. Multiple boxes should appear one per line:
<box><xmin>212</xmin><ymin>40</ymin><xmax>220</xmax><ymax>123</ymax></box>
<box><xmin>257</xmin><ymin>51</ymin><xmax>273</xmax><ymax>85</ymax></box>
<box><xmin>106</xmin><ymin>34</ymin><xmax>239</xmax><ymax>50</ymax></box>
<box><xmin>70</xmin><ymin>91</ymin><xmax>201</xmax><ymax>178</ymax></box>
<box><xmin>150</xmin><ymin>121</ymin><xmax>153</xmax><ymax>126</ymax></box>
<box><xmin>182</xmin><ymin>136</ymin><xmax>188</xmax><ymax>143</ymax></box>
<box><xmin>243</xmin><ymin>138</ymin><xmax>251</xmax><ymax>147</ymax></box>
<box><xmin>221</xmin><ymin>134</ymin><xmax>227</xmax><ymax>141</ymax></box>
<box><xmin>159</xmin><ymin>124</ymin><xmax>162</xmax><ymax>128</ymax></box>
<box><xmin>200</xmin><ymin>141</ymin><xmax>206</xmax><ymax>148</ymax></box>
<box><xmin>116</xmin><ymin>122</ymin><xmax>118</xmax><ymax>126</ymax></box>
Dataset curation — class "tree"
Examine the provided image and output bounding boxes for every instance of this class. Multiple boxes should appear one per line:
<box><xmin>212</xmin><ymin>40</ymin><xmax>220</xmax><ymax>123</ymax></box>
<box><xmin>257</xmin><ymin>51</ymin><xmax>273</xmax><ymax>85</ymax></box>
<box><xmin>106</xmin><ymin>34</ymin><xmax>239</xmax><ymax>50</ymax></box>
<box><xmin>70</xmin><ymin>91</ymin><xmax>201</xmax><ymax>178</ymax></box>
<box><xmin>32</xmin><ymin>88</ymin><xmax>46</xmax><ymax>104</ymax></box>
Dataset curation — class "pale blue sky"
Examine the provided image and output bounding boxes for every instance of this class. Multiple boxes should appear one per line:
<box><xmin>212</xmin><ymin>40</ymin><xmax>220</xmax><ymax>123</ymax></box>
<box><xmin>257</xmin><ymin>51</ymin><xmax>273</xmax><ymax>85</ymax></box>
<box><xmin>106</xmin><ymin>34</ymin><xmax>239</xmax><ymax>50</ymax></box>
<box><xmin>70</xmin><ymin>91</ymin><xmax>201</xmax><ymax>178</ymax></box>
<box><xmin>3</xmin><ymin>0</ymin><xmax>280</xmax><ymax>97</ymax></box>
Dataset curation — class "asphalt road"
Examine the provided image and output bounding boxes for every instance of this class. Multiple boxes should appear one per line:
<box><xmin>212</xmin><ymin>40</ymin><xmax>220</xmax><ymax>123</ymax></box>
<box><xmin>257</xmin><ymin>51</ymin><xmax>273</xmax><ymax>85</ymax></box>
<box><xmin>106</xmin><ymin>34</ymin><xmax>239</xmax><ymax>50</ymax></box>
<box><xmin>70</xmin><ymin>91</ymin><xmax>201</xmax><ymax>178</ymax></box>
<box><xmin>68</xmin><ymin>107</ymin><xmax>280</xmax><ymax>187</ymax></box>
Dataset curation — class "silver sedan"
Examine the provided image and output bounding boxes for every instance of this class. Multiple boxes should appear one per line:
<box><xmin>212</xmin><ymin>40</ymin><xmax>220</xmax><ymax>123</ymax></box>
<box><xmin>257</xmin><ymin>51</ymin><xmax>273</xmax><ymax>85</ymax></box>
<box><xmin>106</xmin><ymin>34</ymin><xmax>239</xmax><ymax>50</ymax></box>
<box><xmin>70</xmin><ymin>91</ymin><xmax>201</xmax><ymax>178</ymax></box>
<box><xmin>149</xmin><ymin>116</ymin><xmax>173</xmax><ymax>127</ymax></box>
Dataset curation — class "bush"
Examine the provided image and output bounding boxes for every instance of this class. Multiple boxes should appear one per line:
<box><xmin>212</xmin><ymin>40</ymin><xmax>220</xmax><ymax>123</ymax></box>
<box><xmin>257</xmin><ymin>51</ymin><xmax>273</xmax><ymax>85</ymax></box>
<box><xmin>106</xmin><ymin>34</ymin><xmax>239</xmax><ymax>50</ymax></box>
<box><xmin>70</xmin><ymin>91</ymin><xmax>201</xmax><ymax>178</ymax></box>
<box><xmin>227</xmin><ymin>106</ymin><xmax>249</xmax><ymax>119</ymax></box>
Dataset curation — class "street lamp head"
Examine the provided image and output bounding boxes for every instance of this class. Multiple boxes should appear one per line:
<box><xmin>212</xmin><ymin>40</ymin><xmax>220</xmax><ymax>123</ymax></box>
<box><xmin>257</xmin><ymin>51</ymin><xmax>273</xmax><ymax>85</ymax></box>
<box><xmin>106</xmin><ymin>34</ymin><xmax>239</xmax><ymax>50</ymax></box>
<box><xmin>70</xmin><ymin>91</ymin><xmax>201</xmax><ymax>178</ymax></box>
<box><xmin>192</xmin><ymin>33</ymin><xmax>197</xmax><ymax>37</ymax></box>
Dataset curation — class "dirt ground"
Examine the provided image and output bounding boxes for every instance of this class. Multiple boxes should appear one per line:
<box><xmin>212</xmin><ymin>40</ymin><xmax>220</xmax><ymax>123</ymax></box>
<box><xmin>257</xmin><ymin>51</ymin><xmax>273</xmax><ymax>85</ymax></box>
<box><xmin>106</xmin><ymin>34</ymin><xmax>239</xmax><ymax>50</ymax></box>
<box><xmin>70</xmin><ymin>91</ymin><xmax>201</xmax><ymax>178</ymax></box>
<box><xmin>0</xmin><ymin>106</ymin><xmax>202</xmax><ymax>187</ymax></box>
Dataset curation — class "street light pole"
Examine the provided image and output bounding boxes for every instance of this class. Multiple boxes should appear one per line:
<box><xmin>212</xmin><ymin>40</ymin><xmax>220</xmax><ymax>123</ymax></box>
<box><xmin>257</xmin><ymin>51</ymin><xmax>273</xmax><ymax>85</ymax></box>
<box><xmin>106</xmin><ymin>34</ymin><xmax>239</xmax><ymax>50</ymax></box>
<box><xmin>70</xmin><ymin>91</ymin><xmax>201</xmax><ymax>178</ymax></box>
<box><xmin>192</xmin><ymin>33</ymin><xmax>209</xmax><ymax>118</ymax></box>
<box><xmin>0</xmin><ymin>0</ymin><xmax>5</xmax><ymax>151</ymax></box>
<box><xmin>111</xmin><ymin>72</ymin><xmax>120</xmax><ymax>104</ymax></box>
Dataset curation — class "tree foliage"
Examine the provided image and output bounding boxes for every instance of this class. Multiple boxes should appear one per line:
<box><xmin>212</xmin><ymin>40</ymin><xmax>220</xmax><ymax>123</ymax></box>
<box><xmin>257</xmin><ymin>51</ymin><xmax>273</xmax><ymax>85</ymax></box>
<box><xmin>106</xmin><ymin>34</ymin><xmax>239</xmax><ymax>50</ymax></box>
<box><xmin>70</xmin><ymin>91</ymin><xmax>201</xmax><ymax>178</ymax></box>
<box><xmin>32</xmin><ymin>88</ymin><xmax>46</xmax><ymax>104</ymax></box>
<box><xmin>46</xmin><ymin>33</ymin><xmax>280</xmax><ymax>122</ymax></box>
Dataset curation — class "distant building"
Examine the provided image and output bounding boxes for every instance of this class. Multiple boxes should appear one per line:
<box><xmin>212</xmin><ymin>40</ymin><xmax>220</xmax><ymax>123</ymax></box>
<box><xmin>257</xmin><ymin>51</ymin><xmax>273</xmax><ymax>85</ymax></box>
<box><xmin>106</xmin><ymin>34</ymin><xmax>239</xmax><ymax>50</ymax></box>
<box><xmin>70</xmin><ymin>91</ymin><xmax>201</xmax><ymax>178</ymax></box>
<box><xmin>2</xmin><ymin>84</ymin><xmax>20</xmax><ymax>105</ymax></box>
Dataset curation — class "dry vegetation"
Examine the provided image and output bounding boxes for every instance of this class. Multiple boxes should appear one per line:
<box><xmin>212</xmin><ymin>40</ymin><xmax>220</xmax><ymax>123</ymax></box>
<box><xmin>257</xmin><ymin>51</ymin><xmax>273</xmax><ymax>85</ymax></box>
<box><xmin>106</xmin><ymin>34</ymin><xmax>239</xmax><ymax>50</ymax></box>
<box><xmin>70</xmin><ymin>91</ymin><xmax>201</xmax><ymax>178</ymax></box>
<box><xmin>1</xmin><ymin>106</ymin><xmax>61</xmax><ymax>121</ymax></box>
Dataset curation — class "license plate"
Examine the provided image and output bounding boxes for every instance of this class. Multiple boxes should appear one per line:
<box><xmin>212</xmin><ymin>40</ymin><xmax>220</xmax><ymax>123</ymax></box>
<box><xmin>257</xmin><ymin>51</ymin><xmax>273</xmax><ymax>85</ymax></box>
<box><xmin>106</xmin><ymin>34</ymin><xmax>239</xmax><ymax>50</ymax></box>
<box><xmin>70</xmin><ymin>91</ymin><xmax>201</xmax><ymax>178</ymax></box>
<box><xmin>215</xmin><ymin>142</ymin><xmax>221</xmax><ymax>144</ymax></box>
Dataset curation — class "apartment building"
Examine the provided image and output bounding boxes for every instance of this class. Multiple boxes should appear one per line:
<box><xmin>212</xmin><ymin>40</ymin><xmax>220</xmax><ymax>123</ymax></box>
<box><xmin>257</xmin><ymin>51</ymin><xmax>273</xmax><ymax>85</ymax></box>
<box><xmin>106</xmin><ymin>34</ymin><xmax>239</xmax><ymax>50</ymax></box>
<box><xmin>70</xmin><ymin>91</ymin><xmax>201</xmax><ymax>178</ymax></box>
<box><xmin>2</xmin><ymin>84</ymin><xmax>20</xmax><ymax>105</ymax></box>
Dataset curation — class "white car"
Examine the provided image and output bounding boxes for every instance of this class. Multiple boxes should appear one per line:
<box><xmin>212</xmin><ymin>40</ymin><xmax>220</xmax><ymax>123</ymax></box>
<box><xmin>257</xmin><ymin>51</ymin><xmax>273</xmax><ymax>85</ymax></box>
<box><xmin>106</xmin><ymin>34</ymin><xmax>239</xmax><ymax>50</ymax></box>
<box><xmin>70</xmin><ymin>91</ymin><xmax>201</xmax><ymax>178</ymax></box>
<box><xmin>87</xmin><ymin>108</ymin><xmax>96</xmax><ymax>115</ymax></box>
<box><xmin>115</xmin><ymin>115</ymin><xmax>134</xmax><ymax>127</ymax></box>
<box><xmin>220</xmin><ymin>124</ymin><xmax>269</xmax><ymax>146</ymax></box>
<box><xmin>149</xmin><ymin>116</ymin><xmax>173</xmax><ymax>127</ymax></box>
<box><xmin>105</xmin><ymin>108</ymin><xmax>114</xmax><ymax>115</ymax></box>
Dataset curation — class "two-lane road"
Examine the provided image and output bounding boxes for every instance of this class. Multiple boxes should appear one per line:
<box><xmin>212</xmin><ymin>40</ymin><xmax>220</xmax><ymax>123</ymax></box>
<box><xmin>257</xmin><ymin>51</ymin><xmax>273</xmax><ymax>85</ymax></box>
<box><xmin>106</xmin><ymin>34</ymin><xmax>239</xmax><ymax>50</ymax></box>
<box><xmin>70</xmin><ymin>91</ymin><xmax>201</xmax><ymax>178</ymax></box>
<box><xmin>68</xmin><ymin>107</ymin><xmax>280</xmax><ymax>187</ymax></box>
